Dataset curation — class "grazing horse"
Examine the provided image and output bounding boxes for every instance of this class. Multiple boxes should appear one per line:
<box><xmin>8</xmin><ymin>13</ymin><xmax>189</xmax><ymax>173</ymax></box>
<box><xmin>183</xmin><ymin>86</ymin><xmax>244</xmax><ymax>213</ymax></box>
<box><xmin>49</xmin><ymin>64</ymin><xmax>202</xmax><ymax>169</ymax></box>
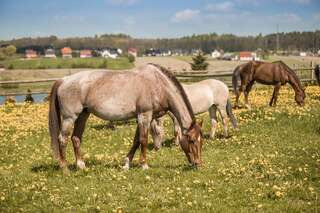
<box><xmin>232</xmin><ymin>61</ymin><xmax>305</xmax><ymax>108</ymax></box>
<box><xmin>315</xmin><ymin>64</ymin><xmax>320</xmax><ymax>86</ymax></box>
<box><xmin>151</xmin><ymin>79</ymin><xmax>238</xmax><ymax>150</ymax></box>
<box><xmin>48</xmin><ymin>64</ymin><xmax>204</xmax><ymax>172</ymax></box>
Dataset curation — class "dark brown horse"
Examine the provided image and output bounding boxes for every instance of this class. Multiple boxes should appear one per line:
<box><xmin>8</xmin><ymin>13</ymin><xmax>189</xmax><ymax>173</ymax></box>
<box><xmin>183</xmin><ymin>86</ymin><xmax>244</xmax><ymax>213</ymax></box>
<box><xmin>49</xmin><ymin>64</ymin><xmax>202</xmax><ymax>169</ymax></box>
<box><xmin>232</xmin><ymin>61</ymin><xmax>305</xmax><ymax>108</ymax></box>
<box><xmin>315</xmin><ymin>64</ymin><xmax>320</xmax><ymax>86</ymax></box>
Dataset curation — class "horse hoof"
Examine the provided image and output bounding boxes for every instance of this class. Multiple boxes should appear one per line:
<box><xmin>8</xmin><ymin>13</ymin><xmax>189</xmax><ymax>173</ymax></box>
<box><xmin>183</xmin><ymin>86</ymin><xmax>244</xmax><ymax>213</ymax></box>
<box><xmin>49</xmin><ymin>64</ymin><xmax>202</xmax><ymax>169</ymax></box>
<box><xmin>77</xmin><ymin>160</ymin><xmax>86</xmax><ymax>169</ymax></box>
<box><xmin>123</xmin><ymin>157</ymin><xmax>130</xmax><ymax>170</ymax></box>
<box><xmin>141</xmin><ymin>163</ymin><xmax>149</xmax><ymax>170</ymax></box>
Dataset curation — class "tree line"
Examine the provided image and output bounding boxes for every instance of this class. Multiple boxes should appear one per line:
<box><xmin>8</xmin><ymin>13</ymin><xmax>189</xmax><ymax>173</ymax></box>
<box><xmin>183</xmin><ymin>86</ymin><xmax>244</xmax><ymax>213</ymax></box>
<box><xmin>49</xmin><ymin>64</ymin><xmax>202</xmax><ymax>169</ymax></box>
<box><xmin>0</xmin><ymin>31</ymin><xmax>319</xmax><ymax>55</ymax></box>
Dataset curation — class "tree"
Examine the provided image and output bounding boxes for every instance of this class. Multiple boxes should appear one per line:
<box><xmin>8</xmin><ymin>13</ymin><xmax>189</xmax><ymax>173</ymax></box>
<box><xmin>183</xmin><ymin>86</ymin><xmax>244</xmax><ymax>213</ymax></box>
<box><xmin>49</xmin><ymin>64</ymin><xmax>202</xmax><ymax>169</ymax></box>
<box><xmin>3</xmin><ymin>45</ymin><xmax>16</xmax><ymax>56</ymax></box>
<box><xmin>190</xmin><ymin>53</ymin><xmax>209</xmax><ymax>71</ymax></box>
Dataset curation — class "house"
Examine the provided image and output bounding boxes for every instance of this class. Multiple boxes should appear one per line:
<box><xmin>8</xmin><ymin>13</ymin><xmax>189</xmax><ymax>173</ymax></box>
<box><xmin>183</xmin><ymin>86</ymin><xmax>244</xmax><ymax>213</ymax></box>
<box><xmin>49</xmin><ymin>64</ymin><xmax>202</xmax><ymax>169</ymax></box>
<box><xmin>211</xmin><ymin>50</ymin><xmax>222</xmax><ymax>59</ymax></box>
<box><xmin>299</xmin><ymin>52</ymin><xmax>307</xmax><ymax>57</ymax></box>
<box><xmin>239</xmin><ymin>51</ymin><xmax>260</xmax><ymax>61</ymax></box>
<box><xmin>101</xmin><ymin>49</ymin><xmax>118</xmax><ymax>59</ymax></box>
<box><xmin>61</xmin><ymin>47</ymin><xmax>72</xmax><ymax>58</ymax></box>
<box><xmin>25</xmin><ymin>49</ymin><xmax>37</xmax><ymax>59</ymax></box>
<box><xmin>128</xmin><ymin>48</ymin><xmax>138</xmax><ymax>57</ymax></box>
<box><xmin>44</xmin><ymin>49</ymin><xmax>56</xmax><ymax>58</ymax></box>
<box><xmin>80</xmin><ymin>50</ymin><xmax>92</xmax><ymax>58</ymax></box>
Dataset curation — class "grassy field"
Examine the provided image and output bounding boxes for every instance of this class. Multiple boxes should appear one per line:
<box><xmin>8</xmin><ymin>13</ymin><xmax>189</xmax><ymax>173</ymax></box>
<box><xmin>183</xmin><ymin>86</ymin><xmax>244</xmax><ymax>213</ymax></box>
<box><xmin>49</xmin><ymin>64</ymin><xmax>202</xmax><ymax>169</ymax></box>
<box><xmin>0</xmin><ymin>86</ymin><xmax>319</xmax><ymax>212</ymax></box>
<box><xmin>0</xmin><ymin>57</ymin><xmax>134</xmax><ymax>70</ymax></box>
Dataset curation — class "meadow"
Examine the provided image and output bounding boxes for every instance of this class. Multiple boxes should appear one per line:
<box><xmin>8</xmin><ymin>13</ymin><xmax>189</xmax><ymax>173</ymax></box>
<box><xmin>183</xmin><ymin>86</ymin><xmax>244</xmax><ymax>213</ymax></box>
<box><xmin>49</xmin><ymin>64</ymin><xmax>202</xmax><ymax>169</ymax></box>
<box><xmin>0</xmin><ymin>57</ymin><xmax>133</xmax><ymax>70</ymax></box>
<box><xmin>0</xmin><ymin>86</ymin><xmax>320</xmax><ymax>212</ymax></box>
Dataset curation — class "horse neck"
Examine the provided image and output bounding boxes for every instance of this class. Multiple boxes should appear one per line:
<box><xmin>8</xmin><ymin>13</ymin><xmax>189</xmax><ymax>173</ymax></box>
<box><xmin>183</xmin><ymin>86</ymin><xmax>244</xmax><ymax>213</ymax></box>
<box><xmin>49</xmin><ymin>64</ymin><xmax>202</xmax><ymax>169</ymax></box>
<box><xmin>167</xmin><ymin>90</ymin><xmax>193</xmax><ymax>132</ymax></box>
<box><xmin>287</xmin><ymin>71</ymin><xmax>303</xmax><ymax>95</ymax></box>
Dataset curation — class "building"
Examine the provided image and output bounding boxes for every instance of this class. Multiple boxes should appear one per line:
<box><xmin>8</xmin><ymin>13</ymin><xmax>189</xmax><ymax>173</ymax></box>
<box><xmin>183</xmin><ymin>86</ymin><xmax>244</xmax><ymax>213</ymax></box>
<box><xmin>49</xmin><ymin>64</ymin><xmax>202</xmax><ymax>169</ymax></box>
<box><xmin>211</xmin><ymin>50</ymin><xmax>222</xmax><ymax>59</ymax></box>
<box><xmin>239</xmin><ymin>51</ymin><xmax>260</xmax><ymax>61</ymax></box>
<box><xmin>101</xmin><ymin>49</ymin><xmax>118</xmax><ymax>59</ymax></box>
<box><xmin>25</xmin><ymin>49</ymin><xmax>37</xmax><ymax>59</ymax></box>
<box><xmin>61</xmin><ymin>47</ymin><xmax>72</xmax><ymax>58</ymax></box>
<box><xmin>80</xmin><ymin>50</ymin><xmax>92</xmax><ymax>58</ymax></box>
<box><xmin>44</xmin><ymin>49</ymin><xmax>56</xmax><ymax>58</ymax></box>
<box><xmin>128</xmin><ymin>48</ymin><xmax>137</xmax><ymax>57</ymax></box>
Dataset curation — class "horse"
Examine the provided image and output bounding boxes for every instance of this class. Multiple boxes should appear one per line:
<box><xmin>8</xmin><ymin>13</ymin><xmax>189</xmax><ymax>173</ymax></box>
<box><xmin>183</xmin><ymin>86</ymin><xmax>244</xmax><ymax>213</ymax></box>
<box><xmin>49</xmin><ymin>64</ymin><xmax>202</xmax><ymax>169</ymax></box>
<box><xmin>150</xmin><ymin>79</ymin><xmax>238</xmax><ymax>150</ymax></box>
<box><xmin>315</xmin><ymin>64</ymin><xmax>320</xmax><ymax>86</ymax></box>
<box><xmin>232</xmin><ymin>61</ymin><xmax>305</xmax><ymax>108</ymax></box>
<box><xmin>48</xmin><ymin>64</ymin><xmax>204</xmax><ymax>172</ymax></box>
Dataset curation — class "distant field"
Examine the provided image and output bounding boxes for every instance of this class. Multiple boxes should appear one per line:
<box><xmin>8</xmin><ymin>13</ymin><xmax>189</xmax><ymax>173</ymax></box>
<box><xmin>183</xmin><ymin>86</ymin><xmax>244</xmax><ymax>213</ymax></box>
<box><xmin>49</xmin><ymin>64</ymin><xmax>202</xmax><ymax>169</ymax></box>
<box><xmin>0</xmin><ymin>57</ymin><xmax>133</xmax><ymax>70</ymax></box>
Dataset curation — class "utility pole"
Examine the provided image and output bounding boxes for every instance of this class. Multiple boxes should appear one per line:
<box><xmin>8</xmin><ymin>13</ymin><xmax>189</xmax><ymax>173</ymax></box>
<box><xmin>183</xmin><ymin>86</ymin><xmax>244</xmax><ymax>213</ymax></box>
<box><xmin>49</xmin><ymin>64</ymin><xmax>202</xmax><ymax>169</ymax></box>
<box><xmin>276</xmin><ymin>24</ymin><xmax>280</xmax><ymax>55</ymax></box>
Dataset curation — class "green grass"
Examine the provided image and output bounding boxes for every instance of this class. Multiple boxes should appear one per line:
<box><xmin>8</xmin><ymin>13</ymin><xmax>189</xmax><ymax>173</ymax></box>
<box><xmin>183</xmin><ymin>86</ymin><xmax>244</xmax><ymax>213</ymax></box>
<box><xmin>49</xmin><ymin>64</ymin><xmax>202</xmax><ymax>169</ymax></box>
<box><xmin>0</xmin><ymin>57</ymin><xmax>134</xmax><ymax>70</ymax></box>
<box><xmin>0</xmin><ymin>87</ymin><xmax>320</xmax><ymax>212</ymax></box>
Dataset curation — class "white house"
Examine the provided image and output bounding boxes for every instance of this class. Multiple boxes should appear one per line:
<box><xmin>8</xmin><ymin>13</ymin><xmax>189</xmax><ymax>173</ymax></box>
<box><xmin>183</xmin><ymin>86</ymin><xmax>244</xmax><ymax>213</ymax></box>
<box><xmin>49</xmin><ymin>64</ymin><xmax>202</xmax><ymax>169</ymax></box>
<box><xmin>44</xmin><ymin>49</ymin><xmax>56</xmax><ymax>58</ymax></box>
<box><xmin>211</xmin><ymin>50</ymin><xmax>222</xmax><ymax>59</ymax></box>
<box><xmin>300</xmin><ymin>52</ymin><xmax>307</xmax><ymax>57</ymax></box>
<box><xmin>101</xmin><ymin>49</ymin><xmax>118</xmax><ymax>59</ymax></box>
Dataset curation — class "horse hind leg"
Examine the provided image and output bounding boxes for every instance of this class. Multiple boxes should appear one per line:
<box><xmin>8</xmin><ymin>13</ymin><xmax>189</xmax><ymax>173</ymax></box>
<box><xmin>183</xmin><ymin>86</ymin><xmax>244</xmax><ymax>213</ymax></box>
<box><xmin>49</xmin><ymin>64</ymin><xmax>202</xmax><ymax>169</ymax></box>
<box><xmin>244</xmin><ymin>81</ymin><xmax>254</xmax><ymax>109</ymax></box>
<box><xmin>209</xmin><ymin>105</ymin><xmax>218</xmax><ymax>139</ymax></box>
<box><xmin>71</xmin><ymin>110</ymin><xmax>90</xmax><ymax>169</ymax></box>
<box><xmin>218</xmin><ymin>106</ymin><xmax>229</xmax><ymax>138</ymax></box>
<box><xmin>58</xmin><ymin>117</ymin><xmax>75</xmax><ymax>172</ymax></box>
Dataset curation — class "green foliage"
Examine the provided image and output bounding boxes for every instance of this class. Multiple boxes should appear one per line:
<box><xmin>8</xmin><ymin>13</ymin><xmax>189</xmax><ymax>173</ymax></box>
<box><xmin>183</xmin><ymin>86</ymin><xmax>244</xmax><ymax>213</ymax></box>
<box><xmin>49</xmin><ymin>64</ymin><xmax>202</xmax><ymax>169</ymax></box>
<box><xmin>190</xmin><ymin>53</ymin><xmax>209</xmax><ymax>71</ymax></box>
<box><xmin>24</xmin><ymin>89</ymin><xmax>34</xmax><ymax>103</ymax></box>
<box><xmin>3</xmin><ymin>45</ymin><xmax>17</xmax><ymax>56</ymax></box>
<box><xmin>127</xmin><ymin>54</ymin><xmax>135</xmax><ymax>63</ymax></box>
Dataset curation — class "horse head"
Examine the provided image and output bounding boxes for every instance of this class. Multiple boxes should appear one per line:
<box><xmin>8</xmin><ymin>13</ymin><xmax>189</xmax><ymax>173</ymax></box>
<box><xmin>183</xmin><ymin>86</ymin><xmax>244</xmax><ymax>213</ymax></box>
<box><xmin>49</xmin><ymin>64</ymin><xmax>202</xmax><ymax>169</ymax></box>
<box><xmin>295</xmin><ymin>88</ymin><xmax>306</xmax><ymax>107</ymax></box>
<box><xmin>180</xmin><ymin>119</ymin><xmax>203</xmax><ymax>168</ymax></box>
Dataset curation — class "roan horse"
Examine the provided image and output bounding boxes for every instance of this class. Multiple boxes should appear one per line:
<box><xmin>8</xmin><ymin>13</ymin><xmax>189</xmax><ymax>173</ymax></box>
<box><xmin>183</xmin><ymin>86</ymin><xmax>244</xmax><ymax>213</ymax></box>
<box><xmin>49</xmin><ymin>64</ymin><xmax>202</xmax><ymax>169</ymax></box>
<box><xmin>315</xmin><ymin>64</ymin><xmax>320</xmax><ymax>86</ymax></box>
<box><xmin>48</xmin><ymin>64</ymin><xmax>204</xmax><ymax>172</ymax></box>
<box><xmin>150</xmin><ymin>79</ymin><xmax>238</xmax><ymax>150</ymax></box>
<box><xmin>232</xmin><ymin>61</ymin><xmax>305</xmax><ymax>108</ymax></box>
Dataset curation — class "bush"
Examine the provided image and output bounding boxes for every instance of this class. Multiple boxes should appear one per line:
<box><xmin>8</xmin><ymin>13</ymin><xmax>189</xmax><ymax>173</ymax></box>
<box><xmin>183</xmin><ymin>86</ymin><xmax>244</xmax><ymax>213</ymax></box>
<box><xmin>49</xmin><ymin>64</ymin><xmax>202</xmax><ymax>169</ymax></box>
<box><xmin>127</xmin><ymin>54</ymin><xmax>135</xmax><ymax>63</ymax></box>
<box><xmin>7</xmin><ymin>64</ymin><xmax>14</xmax><ymax>70</ymax></box>
<box><xmin>99</xmin><ymin>59</ymin><xmax>108</xmax><ymax>69</ymax></box>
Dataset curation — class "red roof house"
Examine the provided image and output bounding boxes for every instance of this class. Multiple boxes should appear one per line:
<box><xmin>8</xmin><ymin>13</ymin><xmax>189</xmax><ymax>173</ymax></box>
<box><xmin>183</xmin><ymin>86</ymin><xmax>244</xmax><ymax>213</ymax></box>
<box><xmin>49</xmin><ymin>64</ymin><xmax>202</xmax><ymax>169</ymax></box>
<box><xmin>25</xmin><ymin>49</ymin><xmax>37</xmax><ymax>59</ymax></box>
<box><xmin>80</xmin><ymin>50</ymin><xmax>92</xmax><ymax>58</ymax></box>
<box><xmin>61</xmin><ymin>47</ymin><xmax>72</xmax><ymax>58</ymax></box>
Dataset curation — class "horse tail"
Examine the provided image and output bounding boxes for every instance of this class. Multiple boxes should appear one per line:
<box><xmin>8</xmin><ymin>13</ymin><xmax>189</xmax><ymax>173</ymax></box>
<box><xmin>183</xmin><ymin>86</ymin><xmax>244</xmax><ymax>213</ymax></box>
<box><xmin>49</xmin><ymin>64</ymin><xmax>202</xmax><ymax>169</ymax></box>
<box><xmin>226</xmin><ymin>99</ymin><xmax>238</xmax><ymax>128</ymax></box>
<box><xmin>232</xmin><ymin>66</ymin><xmax>241</xmax><ymax>95</ymax></box>
<box><xmin>49</xmin><ymin>80</ymin><xmax>63</xmax><ymax>160</ymax></box>
<box><xmin>315</xmin><ymin>65</ymin><xmax>320</xmax><ymax>86</ymax></box>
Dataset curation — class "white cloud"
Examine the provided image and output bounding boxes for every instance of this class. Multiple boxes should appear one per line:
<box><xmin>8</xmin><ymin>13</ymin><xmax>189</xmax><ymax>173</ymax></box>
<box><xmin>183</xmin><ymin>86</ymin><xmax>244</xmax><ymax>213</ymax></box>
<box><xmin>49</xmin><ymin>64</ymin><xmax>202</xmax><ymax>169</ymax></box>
<box><xmin>172</xmin><ymin>9</ymin><xmax>200</xmax><ymax>23</ymax></box>
<box><xmin>275</xmin><ymin>0</ymin><xmax>311</xmax><ymax>4</ymax></box>
<box><xmin>206</xmin><ymin>2</ymin><xmax>235</xmax><ymax>12</ymax></box>
<box><xmin>107</xmin><ymin>0</ymin><xmax>140</xmax><ymax>6</ymax></box>
<box><xmin>313</xmin><ymin>13</ymin><xmax>320</xmax><ymax>21</ymax></box>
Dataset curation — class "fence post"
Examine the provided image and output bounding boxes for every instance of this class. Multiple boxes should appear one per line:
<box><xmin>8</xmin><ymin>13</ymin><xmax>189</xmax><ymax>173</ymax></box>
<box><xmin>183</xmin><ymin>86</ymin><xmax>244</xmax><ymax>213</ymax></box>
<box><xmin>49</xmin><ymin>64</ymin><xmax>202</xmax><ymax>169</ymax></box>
<box><xmin>311</xmin><ymin>61</ymin><xmax>314</xmax><ymax>81</ymax></box>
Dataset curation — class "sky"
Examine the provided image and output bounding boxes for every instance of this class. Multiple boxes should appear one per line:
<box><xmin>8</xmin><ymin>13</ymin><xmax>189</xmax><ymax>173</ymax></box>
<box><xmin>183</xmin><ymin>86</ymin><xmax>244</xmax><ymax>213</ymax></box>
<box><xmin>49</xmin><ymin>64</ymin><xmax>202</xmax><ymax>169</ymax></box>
<box><xmin>0</xmin><ymin>0</ymin><xmax>319</xmax><ymax>40</ymax></box>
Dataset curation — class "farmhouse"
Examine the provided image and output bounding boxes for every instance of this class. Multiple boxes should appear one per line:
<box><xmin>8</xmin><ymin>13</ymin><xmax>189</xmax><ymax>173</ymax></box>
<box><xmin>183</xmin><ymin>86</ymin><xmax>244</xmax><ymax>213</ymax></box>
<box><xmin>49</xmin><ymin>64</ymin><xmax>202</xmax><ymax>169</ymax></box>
<box><xmin>211</xmin><ymin>49</ymin><xmax>222</xmax><ymax>59</ymax></box>
<box><xmin>128</xmin><ymin>48</ymin><xmax>138</xmax><ymax>57</ymax></box>
<box><xmin>80</xmin><ymin>50</ymin><xmax>92</xmax><ymax>58</ymax></box>
<box><xmin>25</xmin><ymin>49</ymin><xmax>37</xmax><ymax>59</ymax></box>
<box><xmin>239</xmin><ymin>51</ymin><xmax>260</xmax><ymax>61</ymax></box>
<box><xmin>61</xmin><ymin>47</ymin><xmax>72</xmax><ymax>58</ymax></box>
<box><xmin>101</xmin><ymin>49</ymin><xmax>119</xmax><ymax>59</ymax></box>
<box><xmin>44</xmin><ymin>49</ymin><xmax>56</xmax><ymax>58</ymax></box>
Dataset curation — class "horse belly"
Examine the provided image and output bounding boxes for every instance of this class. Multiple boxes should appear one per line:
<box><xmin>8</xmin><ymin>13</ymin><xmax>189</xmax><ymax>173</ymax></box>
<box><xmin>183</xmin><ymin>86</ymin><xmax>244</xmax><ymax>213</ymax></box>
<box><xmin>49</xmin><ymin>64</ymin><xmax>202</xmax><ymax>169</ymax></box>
<box><xmin>90</xmin><ymin>98</ymin><xmax>137</xmax><ymax>121</ymax></box>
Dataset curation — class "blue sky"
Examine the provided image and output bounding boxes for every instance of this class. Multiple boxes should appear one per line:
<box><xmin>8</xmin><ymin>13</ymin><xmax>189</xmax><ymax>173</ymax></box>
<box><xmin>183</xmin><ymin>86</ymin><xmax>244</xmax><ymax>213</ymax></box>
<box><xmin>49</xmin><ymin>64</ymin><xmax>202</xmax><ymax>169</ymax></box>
<box><xmin>0</xmin><ymin>0</ymin><xmax>319</xmax><ymax>40</ymax></box>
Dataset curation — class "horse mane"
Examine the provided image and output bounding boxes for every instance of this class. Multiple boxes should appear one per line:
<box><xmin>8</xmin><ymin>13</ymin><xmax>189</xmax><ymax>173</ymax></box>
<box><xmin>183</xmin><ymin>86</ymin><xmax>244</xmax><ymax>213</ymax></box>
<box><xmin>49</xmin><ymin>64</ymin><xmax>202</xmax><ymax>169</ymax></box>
<box><xmin>148</xmin><ymin>63</ymin><xmax>195</xmax><ymax>120</ymax></box>
<box><xmin>273</xmin><ymin>60</ymin><xmax>304</xmax><ymax>91</ymax></box>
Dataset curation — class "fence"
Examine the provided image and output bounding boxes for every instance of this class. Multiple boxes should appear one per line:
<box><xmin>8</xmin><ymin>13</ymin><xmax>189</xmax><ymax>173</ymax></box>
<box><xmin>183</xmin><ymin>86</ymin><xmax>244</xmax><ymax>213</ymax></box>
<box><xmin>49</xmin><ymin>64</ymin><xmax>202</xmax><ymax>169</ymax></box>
<box><xmin>0</xmin><ymin>67</ymin><xmax>316</xmax><ymax>97</ymax></box>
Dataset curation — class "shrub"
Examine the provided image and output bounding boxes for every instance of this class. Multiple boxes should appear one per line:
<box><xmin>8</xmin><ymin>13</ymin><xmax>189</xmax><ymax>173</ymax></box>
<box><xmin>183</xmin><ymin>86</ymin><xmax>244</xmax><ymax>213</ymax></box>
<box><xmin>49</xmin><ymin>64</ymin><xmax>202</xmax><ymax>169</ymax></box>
<box><xmin>127</xmin><ymin>54</ymin><xmax>135</xmax><ymax>63</ymax></box>
<box><xmin>7</xmin><ymin>64</ymin><xmax>14</xmax><ymax>70</ymax></box>
<box><xmin>190</xmin><ymin>53</ymin><xmax>209</xmax><ymax>71</ymax></box>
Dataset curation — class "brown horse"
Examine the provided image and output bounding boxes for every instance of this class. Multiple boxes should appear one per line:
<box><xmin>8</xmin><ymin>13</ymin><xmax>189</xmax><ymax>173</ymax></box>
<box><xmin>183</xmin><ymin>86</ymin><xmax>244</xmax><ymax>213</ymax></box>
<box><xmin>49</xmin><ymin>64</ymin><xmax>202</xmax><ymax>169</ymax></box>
<box><xmin>232</xmin><ymin>61</ymin><xmax>305</xmax><ymax>108</ymax></box>
<box><xmin>49</xmin><ymin>64</ymin><xmax>203</xmax><ymax>172</ymax></box>
<box><xmin>315</xmin><ymin>64</ymin><xmax>320</xmax><ymax>86</ymax></box>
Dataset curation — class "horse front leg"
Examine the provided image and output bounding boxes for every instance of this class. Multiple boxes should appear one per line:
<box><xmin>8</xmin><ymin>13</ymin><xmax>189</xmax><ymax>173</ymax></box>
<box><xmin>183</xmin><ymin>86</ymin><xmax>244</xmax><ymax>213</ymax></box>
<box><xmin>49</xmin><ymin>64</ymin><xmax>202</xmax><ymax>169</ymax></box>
<box><xmin>71</xmin><ymin>111</ymin><xmax>90</xmax><ymax>169</ymax></box>
<box><xmin>123</xmin><ymin>126</ymin><xmax>140</xmax><ymax>170</ymax></box>
<box><xmin>138</xmin><ymin>112</ymin><xmax>153</xmax><ymax>170</ymax></box>
<box><xmin>270</xmin><ymin>83</ymin><xmax>281</xmax><ymax>106</ymax></box>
